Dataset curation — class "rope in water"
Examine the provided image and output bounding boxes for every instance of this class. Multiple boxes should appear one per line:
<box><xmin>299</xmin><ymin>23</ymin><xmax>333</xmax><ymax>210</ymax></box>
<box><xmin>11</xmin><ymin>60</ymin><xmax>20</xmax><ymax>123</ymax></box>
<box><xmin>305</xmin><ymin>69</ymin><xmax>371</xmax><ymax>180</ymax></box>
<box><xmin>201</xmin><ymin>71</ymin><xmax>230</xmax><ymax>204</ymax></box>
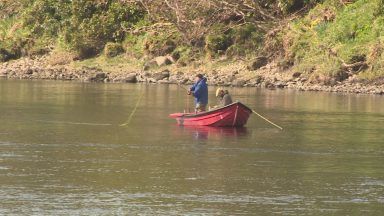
<box><xmin>35</xmin><ymin>120</ymin><xmax>112</xmax><ymax>126</ymax></box>
<box><xmin>119</xmin><ymin>89</ymin><xmax>145</xmax><ymax>127</ymax></box>
<box><xmin>252</xmin><ymin>109</ymin><xmax>283</xmax><ymax>130</ymax></box>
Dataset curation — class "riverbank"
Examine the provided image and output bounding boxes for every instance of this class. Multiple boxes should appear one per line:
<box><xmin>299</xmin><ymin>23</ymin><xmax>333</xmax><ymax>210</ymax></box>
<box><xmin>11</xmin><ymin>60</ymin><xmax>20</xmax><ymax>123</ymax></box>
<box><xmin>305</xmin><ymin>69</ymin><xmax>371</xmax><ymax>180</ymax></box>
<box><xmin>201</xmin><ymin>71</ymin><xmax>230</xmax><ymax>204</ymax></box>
<box><xmin>0</xmin><ymin>55</ymin><xmax>383</xmax><ymax>95</ymax></box>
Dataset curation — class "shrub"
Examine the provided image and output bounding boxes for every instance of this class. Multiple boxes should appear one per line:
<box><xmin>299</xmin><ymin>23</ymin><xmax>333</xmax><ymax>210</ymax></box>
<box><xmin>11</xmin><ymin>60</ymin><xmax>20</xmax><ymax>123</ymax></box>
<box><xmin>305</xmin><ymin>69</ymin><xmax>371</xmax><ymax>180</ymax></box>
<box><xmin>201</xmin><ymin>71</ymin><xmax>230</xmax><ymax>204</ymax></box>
<box><xmin>104</xmin><ymin>42</ymin><xmax>124</xmax><ymax>58</ymax></box>
<box><xmin>172</xmin><ymin>46</ymin><xmax>192</xmax><ymax>65</ymax></box>
<box><xmin>63</xmin><ymin>1</ymin><xmax>145</xmax><ymax>58</ymax></box>
<box><xmin>229</xmin><ymin>24</ymin><xmax>264</xmax><ymax>57</ymax></box>
<box><xmin>205</xmin><ymin>24</ymin><xmax>234</xmax><ymax>57</ymax></box>
<box><xmin>278</xmin><ymin>0</ymin><xmax>323</xmax><ymax>14</ymax></box>
<box><xmin>47</xmin><ymin>50</ymin><xmax>76</xmax><ymax>66</ymax></box>
<box><xmin>9</xmin><ymin>0</ymin><xmax>146</xmax><ymax>59</ymax></box>
<box><xmin>143</xmin><ymin>27</ymin><xmax>181</xmax><ymax>57</ymax></box>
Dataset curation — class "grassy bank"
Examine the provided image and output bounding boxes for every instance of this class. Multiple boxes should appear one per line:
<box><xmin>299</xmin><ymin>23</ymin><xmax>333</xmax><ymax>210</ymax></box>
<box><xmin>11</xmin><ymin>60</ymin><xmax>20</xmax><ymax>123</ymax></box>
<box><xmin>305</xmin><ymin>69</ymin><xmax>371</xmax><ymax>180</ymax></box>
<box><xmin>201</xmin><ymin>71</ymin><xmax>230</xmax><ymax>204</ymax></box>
<box><xmin>1</xmin><ymin>0</ymin><xmax>383</xmax><ymax>85</ymax></box>
<box><xmin>278</xmin><ymin>0</ymin><xmax>384</xmax><ymax>84</ymax></box>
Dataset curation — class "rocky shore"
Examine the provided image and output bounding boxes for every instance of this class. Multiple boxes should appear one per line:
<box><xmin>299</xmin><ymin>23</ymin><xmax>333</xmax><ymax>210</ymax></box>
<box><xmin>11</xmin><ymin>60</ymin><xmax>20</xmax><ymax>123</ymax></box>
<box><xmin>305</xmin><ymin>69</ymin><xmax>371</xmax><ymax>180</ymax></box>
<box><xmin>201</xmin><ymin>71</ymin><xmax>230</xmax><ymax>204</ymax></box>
<box><xmin>0</xmin><ymin>55</ymin><xmax>383</xmax><ymax>95</ymax></box>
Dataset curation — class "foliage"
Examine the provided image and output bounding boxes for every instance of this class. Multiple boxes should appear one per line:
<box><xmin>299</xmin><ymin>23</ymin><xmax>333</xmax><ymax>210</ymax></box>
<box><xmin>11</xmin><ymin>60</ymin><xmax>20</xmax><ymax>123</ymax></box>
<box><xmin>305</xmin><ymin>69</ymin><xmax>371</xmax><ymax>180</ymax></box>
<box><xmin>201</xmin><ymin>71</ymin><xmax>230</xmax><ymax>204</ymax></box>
<box><xmin>1</xmin><ymin>0</ymin><xmax>145</xmax><ymax>59</ymax></box>
<box><xmin>139</xmin><ymin>0</ymin><xmax>285</xmax><ymax>46</ymax></box>
<box><xmin>142</xmin><ymin>28</ymin><xmax>181</xmax><ymax>57</ymax></box>
<box><xmin>278</xmin><ymin>0</ymin><xmax>323</xmax><ymax>14</ymax></box>
<box><xmin>61</xmin><ymin>1</ymin><xmax>145</xmax><ymax>58</ymax></box>
<box><xmin>0</xmin><ymin>0</ymin><xmax>383</xmax><ymax>82</ymax></box>
<box><xmin>104</xmin><ymin>42</ymin><xmax>124</xmax><ymax>58</ymax></box>
<box><xmin>282</xmin><ymin>0</ymin><xmax>384</xmax><ymax>81</ymax></box>
<box><xmin>172</xmin><ymin>46</ymin><xmax>193</xmax><ymax>66</ymax></box>
<box><xmin>205</xmin><ymin>25</ymin><xmax>234</xmax><ymax>57</ymax></box>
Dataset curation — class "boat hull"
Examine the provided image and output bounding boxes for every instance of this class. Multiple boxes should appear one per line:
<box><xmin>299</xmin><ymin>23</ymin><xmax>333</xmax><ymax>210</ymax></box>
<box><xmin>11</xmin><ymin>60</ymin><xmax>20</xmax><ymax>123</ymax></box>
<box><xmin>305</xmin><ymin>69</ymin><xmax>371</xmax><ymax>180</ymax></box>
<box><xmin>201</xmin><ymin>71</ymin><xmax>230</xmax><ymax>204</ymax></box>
<box><xmin>169</xmin><ymin>102</ymin><xmax>252</xmax><ymax>127</ymax></box>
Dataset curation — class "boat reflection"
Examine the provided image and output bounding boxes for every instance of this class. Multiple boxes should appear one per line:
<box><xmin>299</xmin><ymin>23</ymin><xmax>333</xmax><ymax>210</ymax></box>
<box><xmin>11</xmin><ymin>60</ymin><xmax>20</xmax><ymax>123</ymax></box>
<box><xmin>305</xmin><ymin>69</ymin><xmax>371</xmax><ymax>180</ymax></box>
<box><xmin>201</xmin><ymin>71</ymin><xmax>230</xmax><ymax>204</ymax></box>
<box><xmin>178</xmin><ymin>126</ymin><xmax>248</xmax><ymax>140</ymax></box>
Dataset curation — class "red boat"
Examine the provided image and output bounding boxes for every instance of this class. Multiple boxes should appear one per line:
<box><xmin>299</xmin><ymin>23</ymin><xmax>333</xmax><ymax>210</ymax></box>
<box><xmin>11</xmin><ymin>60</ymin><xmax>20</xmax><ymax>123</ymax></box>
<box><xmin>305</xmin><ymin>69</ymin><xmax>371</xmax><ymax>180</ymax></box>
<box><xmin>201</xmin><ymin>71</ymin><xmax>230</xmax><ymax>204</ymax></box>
<box><xmin>169</xmin><ymin>102</ymin><xmax>252</xmax><ymax>127</ymax></box>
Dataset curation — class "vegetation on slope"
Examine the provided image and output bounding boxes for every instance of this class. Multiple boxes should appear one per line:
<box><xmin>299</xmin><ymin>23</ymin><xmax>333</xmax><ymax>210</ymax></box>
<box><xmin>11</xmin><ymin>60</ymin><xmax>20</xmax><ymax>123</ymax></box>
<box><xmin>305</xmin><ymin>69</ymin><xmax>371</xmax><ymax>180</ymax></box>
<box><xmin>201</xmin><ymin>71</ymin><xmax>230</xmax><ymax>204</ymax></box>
<box><xmin>0</xmin><ymin>0</ymin><xmax>383</xmax><ymax>84</ymax></box>
<box><xmin>279</xmin><ymin>0</ymin><xmax>384</xmax><ymax>83</ymax></box>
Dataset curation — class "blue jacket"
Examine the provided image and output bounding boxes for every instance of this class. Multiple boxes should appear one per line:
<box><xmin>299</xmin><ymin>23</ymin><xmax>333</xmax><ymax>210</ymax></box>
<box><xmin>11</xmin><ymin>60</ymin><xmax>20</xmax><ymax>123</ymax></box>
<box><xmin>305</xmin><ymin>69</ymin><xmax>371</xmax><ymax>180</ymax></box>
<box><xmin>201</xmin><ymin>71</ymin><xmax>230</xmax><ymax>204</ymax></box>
<box><xmin>190</xmin><ymin>78</ymin><xmax>208</xmax><ymax>105</ymax></box>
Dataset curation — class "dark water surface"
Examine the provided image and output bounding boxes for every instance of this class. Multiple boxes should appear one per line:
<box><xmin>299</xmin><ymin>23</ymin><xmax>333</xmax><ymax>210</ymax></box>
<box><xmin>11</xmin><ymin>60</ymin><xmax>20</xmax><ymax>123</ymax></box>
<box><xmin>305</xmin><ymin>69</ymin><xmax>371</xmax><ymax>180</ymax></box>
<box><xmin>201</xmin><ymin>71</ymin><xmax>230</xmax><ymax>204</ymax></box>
<box><xmin>1</xmin><ymin>80</ymin><xmax>384</xmax><ymax>215</ymax></box>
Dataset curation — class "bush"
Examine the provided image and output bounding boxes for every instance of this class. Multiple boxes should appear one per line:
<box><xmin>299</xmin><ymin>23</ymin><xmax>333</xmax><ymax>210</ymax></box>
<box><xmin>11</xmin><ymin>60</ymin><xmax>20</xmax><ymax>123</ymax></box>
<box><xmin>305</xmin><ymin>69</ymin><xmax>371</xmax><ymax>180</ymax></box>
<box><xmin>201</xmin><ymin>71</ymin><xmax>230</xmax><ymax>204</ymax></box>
<box><xmin>47</xmin><ymin>50</ymin><xmax>76</xmax><ymax>66</ymax></box>
<box><xmin>0</xmin><ymin>48</ymin><xmax>12</xmax><ymax>62</ymax></box>
<box><xmin>3</xmin><ymin>0</ymin><xmax>146</xmax><ymax>59</ymax></box>
<box><xmin>172</xmin><ymin>46</ymin><xmax>192</xmax><ymax>65</ymax></box>
<box><xmin>228</xmin><ymin>24</ymin><xmax>264</xmax><ymax>57</ymax></box>
<box><xmin>104</xmin><ymin>42</ymin><xmax>124</xmax><ymax>58</ymax></box>
<box><xmin>205</xmin><ymin>33</ymin><xmax>233</xmax><ymax>56</ymax></box>
<box><xmin>143</xmin><ymin>28</ymin><xmax>181</xmax><ymax>57</ymax></box>
<box><xmin>280</xmin><ymin>0</ymin><xmax>384</xmax><ymax>82</ymax></box>
<box><xmin>278</xmin><ymin>0</ymin><xmax>323</xmax><ymax>14</ymax></box>
<box><xmin>63</xmin><ymin>1</ymin><xmax>145</xmax><ymax>58</ymax></box>
<box><xmin>123</xmin><ymin>33</ymin><xmax>145</xmax><ymax>58</ymax></box>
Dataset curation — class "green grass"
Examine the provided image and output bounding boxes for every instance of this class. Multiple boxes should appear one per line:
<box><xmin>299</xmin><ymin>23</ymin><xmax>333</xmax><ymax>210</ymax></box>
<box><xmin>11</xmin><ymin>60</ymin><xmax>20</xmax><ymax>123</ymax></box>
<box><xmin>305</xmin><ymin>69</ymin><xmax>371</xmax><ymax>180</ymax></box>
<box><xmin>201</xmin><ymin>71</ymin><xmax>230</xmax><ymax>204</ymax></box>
<box><xmin>285</xmin><ymin>0</ymin><xmax>384</xmax><ymax>81</ymax></box>
<box><xmin>72</xmin><ymin>55</ymin><xmax>144</xmax><ymax>74</ymax></box>
<box><xmin>1</xmin><ymin>0</ymin><xmax>383</xmax><ymax>83</ymax></box>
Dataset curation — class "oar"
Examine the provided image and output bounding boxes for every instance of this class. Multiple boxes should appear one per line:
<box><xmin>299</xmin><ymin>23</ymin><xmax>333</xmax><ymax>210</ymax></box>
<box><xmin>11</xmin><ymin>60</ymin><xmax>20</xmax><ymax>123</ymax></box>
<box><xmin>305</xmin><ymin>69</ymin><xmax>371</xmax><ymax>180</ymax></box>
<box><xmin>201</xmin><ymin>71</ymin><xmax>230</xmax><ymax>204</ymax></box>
<box><xmin>119</xmin><ymin>90</ymin><xmax>145</xmax><ymax>127</ymax></box>
<box><xmin>252</xmin><ymin>109</ymin><xmax>283</xmax><ymax>130</ymax></box>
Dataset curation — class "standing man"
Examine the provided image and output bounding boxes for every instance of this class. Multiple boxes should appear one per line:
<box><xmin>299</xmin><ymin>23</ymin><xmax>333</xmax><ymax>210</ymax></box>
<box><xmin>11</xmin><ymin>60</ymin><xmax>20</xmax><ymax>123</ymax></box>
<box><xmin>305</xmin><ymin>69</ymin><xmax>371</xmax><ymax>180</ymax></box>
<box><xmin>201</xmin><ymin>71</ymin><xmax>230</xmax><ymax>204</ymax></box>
<box><xmin>188</xmin><ymin>74</ymin><xmax>208</xmax><ymax>112</ymax></box>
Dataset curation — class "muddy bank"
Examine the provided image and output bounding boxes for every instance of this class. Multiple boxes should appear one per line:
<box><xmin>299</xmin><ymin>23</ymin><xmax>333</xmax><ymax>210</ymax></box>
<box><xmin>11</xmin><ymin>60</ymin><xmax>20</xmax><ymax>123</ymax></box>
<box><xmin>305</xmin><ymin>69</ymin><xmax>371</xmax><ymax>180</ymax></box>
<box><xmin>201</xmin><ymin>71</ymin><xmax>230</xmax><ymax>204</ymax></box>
<box><xmin>0</xmin><ymin>56</ymin><xmax>383</xmax><ymax>95</ymax></box>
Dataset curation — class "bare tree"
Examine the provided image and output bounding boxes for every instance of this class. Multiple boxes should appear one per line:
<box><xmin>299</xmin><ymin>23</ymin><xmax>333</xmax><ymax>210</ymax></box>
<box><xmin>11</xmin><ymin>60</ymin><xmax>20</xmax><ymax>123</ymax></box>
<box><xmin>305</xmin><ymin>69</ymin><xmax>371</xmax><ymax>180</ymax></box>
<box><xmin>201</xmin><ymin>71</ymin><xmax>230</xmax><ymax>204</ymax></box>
<box><xmin>134</xmin><ymin>0</ymin><xmax>279</xmax><ymax>45</ymax></box>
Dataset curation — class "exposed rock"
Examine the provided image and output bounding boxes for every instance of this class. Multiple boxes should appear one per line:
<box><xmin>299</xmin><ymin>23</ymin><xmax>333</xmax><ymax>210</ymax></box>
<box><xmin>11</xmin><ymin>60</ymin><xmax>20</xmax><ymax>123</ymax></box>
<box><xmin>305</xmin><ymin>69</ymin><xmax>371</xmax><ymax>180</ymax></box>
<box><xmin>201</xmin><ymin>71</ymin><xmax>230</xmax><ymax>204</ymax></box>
<box><xmin>154</xmin><ymin>56</ymin><xmax>172</xmax><ymax>67</ymax></box>
<box><xmin>275</xmin><ymin>81</ymin><xmax>287</xmax><ymax>88</ymax></box>
<box><xmin>254</xmin><ymin>75</ymin><xmax>264</xmax><ymax>84</ymax></box>
<box><xmin>123</xmin><ymin>73</ymin><xmax>137</xmax><ymax>83</ymax></box>
<box><xmin>90</xmin><ymin>72</ymin><xmax>107</xmax><ymax>82</ymax></box>
<box><xmin>232</xmin><ymin>79</ymin><xmax>246</xmax><ymax>87</ymax></box>
<box><xmin>167</xmin><ymin>55</ymin><xmax>177</xmax><ymax>63</ymax></box>
<box><xmin>25</xmin><ymin>68</ymin><xmax>33</xmax><ymax>75</ymax></box>
<box><xmin>147</xmin><ymin>78</ymin><xmax>157</xmax><ymax>83</ymax></box>
<box><xmin>263</xmin><ymin>81</ymin><xmax>276</xmax><ymax>89</ymax></box>
<box><xmin>143</xmin><ymin>61</ymin><xmax>157</xmax><ymax>71</ymax></box>
<box><xmin>135</xmin><ymin>73</ymin><xmax>147</xmax><ymax>82</ymax></box>
<box><xmin>143</xmin><ymin>56</ymin><xmax>172</xmax><ymax>70</ymax></box>
<box><xmin>158</xmin><ymin>79</ymin><xmax>171</xmax><ymax>84</ymax></box>
<box><xmin>180</xmin><ymin>78</ymin><xmax>189</xmax><ymax>84</ymax></box>
<box><xmin>0</xmin><ymin>69</ymin><xmax>8</xmax><ymax>75</ymax></box>
<box><xmin>153</xmin><ymin>70</ymin><xmax>170</xmax><ymax>81</ymax></box>
<box><xmin>225</xmin><ymin>74</ymin><xmax>236</xmax><ymax>82</ymax></box>
<box><xmin>334</xmin><ymin>70</ymin><xmax>350</xmax><ymax>82</ymax></box>
<box><xmin>248</xmin><ymin>56</ymin><xmax>268</xmax><ymax>70</ymax></box>
<box><xmin>292</xmin><ymin>72</ymin><xmax>302</xmax><ymax>78</ymax></box>
<box><xmin>1</xmin><ymin>55</ymin><xmax>383</xmax><ymax>95</ymax></box>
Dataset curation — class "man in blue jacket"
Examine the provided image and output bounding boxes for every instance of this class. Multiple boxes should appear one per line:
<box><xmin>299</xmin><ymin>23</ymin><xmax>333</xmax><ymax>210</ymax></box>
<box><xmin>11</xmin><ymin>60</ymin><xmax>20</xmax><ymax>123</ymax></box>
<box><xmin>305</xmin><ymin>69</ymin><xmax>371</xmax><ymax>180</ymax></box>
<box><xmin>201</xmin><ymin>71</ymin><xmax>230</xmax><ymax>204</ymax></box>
<box><xmin>188</xmin><ymin>74</ymin><xmax>208</xmax><ymax>112</ymax></box>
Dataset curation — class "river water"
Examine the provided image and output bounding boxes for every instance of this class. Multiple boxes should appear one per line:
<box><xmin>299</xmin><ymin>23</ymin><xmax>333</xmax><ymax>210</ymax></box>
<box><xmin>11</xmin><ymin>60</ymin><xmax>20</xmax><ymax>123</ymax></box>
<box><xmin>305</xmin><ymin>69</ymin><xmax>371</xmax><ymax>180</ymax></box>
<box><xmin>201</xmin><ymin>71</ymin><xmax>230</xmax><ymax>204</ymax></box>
<box><xmin>0</xmin><ymin>80</ymin><xmax>384</xmax><ymax>215</ymax></box>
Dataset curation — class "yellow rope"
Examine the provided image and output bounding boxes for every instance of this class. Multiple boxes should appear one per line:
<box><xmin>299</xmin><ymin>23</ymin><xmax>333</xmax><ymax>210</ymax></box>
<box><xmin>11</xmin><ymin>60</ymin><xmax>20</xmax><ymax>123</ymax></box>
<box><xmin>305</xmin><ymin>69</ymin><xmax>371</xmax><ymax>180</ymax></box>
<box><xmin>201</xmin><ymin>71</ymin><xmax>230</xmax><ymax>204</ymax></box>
<box><xmin>119</xmin><ymin>89</ymin><xmax>145</xmax><ymax>127</ymax></box>
<box><xmin>252</xmin><ymin>109</ymin><xmax>283</xmax><ymax>130</ymax></box>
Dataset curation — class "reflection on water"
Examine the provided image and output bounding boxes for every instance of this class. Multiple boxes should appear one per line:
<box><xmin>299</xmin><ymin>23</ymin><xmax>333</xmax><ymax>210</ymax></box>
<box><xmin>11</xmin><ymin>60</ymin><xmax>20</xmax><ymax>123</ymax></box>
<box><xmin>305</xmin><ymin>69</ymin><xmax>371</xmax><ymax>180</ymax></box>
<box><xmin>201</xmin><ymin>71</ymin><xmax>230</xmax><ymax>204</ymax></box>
<box><xmin>1</xmin><ymin>80</ymin><xmax>384</xmax><ymax>215</ymax></box>
<box><xmin>177</xmin><ymin>126</ymin><xmax>248</xmax><ymax>141</ymax></box>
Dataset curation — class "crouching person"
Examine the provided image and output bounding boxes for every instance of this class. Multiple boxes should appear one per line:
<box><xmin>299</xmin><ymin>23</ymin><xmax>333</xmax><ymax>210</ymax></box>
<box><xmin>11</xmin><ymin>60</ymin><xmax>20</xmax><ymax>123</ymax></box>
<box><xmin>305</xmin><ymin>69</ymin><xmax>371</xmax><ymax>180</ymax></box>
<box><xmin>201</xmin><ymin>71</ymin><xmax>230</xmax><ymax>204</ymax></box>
<box><xmin>216</xmin><ymin>88</ymin><xmax>232</xmax><ymax>107</ymax></box>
